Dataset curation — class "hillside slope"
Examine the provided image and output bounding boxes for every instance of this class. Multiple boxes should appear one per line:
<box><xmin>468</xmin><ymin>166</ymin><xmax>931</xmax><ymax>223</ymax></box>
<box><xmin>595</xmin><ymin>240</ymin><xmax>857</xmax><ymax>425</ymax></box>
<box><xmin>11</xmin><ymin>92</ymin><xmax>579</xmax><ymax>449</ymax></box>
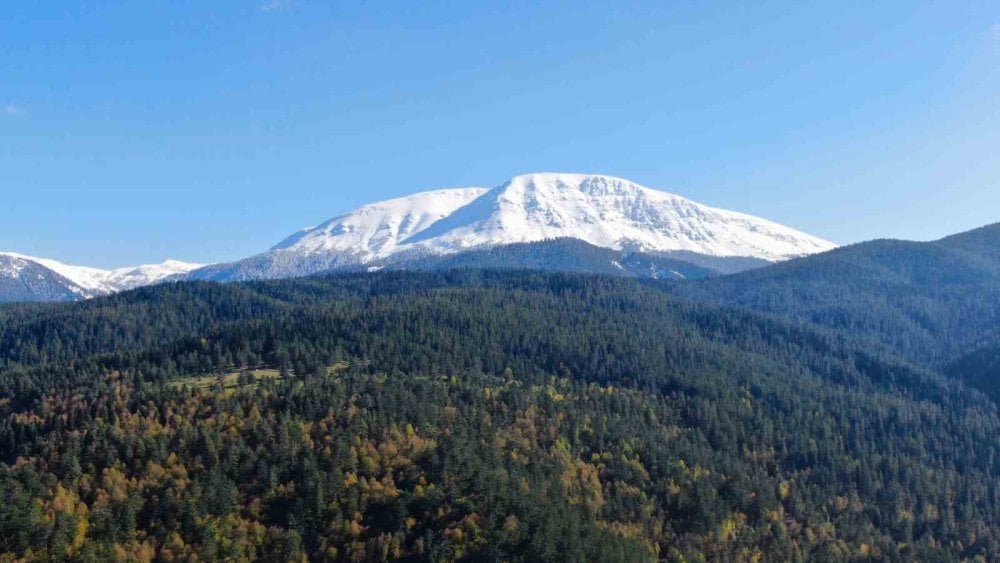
<box><xmin>672</xmin><ymin>223</ymin><xmax>1000</xmax><ymax>367</ymax></box>
<box><xmin>1</xmin><ymin>271</ymin><xmax>999</xmax><ymax>559</ymax></box>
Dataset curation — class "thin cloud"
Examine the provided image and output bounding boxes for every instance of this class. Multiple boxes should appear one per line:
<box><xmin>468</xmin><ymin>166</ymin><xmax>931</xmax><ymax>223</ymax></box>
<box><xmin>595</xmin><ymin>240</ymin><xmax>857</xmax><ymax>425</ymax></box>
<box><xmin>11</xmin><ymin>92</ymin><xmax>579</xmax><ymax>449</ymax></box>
<box><xmin>993</xmin><ymin>23</ymin><xmax>1000</xmax><ymax>40</ymax></box>
<box><xmin>4</xmin><ymin>103</ymin><xmax>26</xmax><ymax>116</ymax></box>
<box><xmin>259</xmin><ymin>0</ymin><xmax>292</xmax><ymax>12</ymax></box>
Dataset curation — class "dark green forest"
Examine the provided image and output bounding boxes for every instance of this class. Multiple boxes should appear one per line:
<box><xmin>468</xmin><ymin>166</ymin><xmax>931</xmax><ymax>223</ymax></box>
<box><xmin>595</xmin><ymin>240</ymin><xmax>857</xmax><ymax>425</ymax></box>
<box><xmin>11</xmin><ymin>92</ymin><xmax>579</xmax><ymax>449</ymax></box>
<box><xmin>2</xmin><ymin>270</ymin><xmax>1000</xmax><ymax>561</ymax></box>
<box><xmin>672</xmin><ymin>223</ymin><xmax>1000</xmax><ymax>370</ymax></box>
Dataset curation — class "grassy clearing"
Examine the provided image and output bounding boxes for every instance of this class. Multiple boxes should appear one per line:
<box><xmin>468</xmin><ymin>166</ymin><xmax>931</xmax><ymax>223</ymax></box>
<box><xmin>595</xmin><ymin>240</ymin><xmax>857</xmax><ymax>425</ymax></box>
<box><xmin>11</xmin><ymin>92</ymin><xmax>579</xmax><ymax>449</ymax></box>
<box><xmin>168</xmin><ymin>369</ymin><xmax>283</xmax><ymax>392</ymax></box>
<box><xmin>168</xmin><ymin>362</ymin><xmax>350</xmax><ymax>393</ymax></box>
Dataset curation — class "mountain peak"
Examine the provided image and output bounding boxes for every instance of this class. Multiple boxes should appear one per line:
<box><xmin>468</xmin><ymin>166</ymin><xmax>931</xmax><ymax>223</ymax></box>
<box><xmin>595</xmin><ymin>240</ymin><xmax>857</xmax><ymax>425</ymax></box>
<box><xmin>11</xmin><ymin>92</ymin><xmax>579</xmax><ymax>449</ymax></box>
<box><xmin>402</xmin><ymin>173</ymin><xmax>834</xmax><ymax>261</ymax></box>
<box><xmin>0</xmin><ymin>253</ymin><xmax>204</xmax><ymax>301</ymax></box>
<box><xmin>500</xmin><ymin>173</ymin><xmax>655</xmax><ymax>198</ymax></box>
<box><xmin>192</xmin><ymin>173</ymin><xmax>836</xmax><ymax>286</ymax></box>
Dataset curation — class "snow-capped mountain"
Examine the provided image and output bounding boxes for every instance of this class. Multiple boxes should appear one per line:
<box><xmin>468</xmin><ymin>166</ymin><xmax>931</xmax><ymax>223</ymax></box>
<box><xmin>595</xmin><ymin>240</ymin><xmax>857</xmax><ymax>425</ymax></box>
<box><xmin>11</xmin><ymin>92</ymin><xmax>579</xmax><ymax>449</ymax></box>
<box><xmin>1</xmin><ymin>173</ymin><xmax>838</xmax><ymax>300</ymax></box>
<box><xmin>189</xmin><ymin>173</ymin><xmax>835</xmax><ymax>282</ymax></box>
<box><xmin>0</xmin><ymin>252</ymin><xmax>202</xmax><ymax>302</ymax></box>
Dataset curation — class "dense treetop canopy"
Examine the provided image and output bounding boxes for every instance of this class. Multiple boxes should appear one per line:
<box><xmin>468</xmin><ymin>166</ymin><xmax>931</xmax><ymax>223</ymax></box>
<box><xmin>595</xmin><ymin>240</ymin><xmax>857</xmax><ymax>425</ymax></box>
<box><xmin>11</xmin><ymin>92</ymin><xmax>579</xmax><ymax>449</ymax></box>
<box><xmin>0</xmin><ymin>269</ymin><xmax>999</xmax><ymax>560</ymax></box>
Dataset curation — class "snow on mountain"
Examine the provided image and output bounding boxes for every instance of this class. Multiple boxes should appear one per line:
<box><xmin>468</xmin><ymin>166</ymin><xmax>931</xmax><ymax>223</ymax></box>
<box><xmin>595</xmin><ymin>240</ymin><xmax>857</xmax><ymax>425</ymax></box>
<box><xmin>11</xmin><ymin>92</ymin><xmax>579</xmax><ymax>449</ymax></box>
<box><xmin>270</xmin><ymin>187</ymin><xmax>491</xmax><ymax>260</ymax></box>
<box><xmin>0</xmin><ymin>252</ymin><xmax>203</xmax><ymax>300</ymax></box>
<box><xmin>259</xmin><ymin>173</ymin><xmax>834</xmax><ymax>267</ymax></box>
<box><xmin>400</xmin><ymin>173</ymin><xmax>835</xmax><ymax>261</ymax></box>
<box><xmin>2</xmin><ymin>252</ymin><xmax>113</xmax><ymax>296</ymax></box>
<box><xmin>0</xmin><ymin>253</ymin><xmax>88</xmax><ymax>302</ymax></box>
<box><xmin>103</xmin><ymin>259</ymin><xmax>206</xmax><ymax>291</ymax></box>
<box><xmin>185</xmin><ymin>187</ymin><xmax>491</xmax><ymax>282</ymax></box>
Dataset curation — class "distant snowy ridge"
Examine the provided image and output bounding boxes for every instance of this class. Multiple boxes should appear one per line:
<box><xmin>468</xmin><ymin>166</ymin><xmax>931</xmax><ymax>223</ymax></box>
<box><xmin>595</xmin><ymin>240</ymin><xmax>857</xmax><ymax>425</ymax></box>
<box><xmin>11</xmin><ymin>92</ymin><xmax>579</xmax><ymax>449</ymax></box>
<box><xmin>0</xmin><ymin>252</ymin><xmax>203</xmax><ymax>299</ymax></box>
<box><xmin>101</xmin><ymin>259</ymin><xmax>207</xmax><ymax>291</ymax></box>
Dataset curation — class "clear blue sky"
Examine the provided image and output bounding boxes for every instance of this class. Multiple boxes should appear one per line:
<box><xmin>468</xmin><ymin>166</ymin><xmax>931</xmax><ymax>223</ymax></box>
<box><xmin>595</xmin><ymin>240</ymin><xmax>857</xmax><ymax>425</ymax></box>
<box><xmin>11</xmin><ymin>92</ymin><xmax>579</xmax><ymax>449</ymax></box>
<box><xmin>3</xmin><ymin>1</ymin><xmax>999</xmax><ymax>267</ymax></box>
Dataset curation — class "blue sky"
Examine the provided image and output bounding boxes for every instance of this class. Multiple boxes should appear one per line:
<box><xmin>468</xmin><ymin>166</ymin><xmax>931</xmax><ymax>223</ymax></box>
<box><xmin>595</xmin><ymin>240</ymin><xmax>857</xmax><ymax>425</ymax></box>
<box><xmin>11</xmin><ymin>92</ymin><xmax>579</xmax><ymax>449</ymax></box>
<box><xmin>2</xmin><ymin>1</ymin><xmax>999</xmax><ymax>267</ymax></box>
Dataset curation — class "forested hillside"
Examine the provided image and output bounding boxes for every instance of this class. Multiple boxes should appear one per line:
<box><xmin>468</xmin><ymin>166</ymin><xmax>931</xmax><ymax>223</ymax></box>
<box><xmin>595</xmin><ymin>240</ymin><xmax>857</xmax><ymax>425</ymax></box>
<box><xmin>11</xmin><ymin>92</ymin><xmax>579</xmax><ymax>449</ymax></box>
<box><xmin>672</xmin><ymin>224</ymin><xmax>1000</xmax><ymax>369</ymax></box>
<box><xmin>947</xmin><ymin>342</ymin><xmax>1000</xmax><ymax>404</ymax></box>
<box><xmin>2</xmin><ymin>271</ymin><xmax>1000</xmax><ymax>561</ymax></box>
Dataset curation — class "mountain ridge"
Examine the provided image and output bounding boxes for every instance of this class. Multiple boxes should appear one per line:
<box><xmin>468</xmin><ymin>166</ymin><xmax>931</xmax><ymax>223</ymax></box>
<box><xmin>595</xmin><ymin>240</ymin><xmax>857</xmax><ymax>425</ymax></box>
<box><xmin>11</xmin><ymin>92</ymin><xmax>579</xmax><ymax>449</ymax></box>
<box><xmin>670</xmin><ymin>224</ymin><xmax>1000</xmax><ymax>369</ymax></box>
<box><xmin>1</xmin><ymin>172</ymin><xmax>837</xmax><ymax>300</ymax></box>
<box><xmin>0</xmin><ymin>252</ymin><xmax>202</xmax><ymax>301</ymax></box>
<box><xmin>185</xmin><ymin>172</ymin><xmax>835</xmax><ymax>283</ymax></box>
